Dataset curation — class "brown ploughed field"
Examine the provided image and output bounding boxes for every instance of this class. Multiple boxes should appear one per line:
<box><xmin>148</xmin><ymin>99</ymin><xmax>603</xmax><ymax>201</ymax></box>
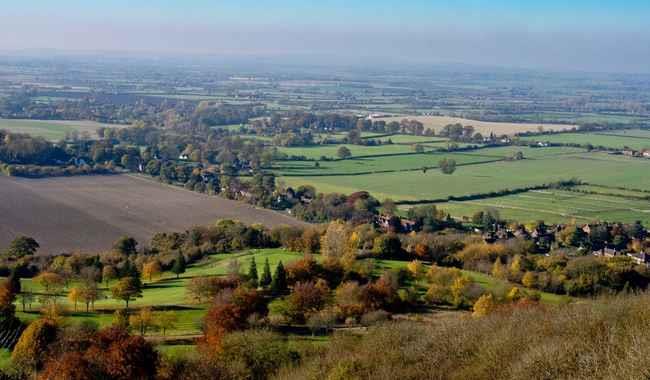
<box><xmin>0</xmin><ymin>175</ymin><xmax>305</xmax><ymax>254</ymax></box>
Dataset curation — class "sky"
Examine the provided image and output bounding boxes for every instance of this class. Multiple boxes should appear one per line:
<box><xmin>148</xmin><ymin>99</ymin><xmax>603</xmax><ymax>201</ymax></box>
<box><xmin>2</xmin><ymin>0</ymin><xmax>650</xmax><ymax>73</ymax></box>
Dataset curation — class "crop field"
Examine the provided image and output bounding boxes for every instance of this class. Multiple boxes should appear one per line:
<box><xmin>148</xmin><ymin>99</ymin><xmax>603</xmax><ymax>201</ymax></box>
<box><xmin>280</xmin><ymin>149</ymin><xmax>650</xmax><ymax>201</ymax></box>
<box><xmin>0</xmin><ymin>118</ymin><xmax>127</xmax><ymax>141</ymax></box>
<box><xmin>0</xmin><ymin>175</ymin><xmax>304</xmax><ymax>255</ymax></box>
<box><xmin>429</xmin><ymin>189</ymin><xmax>650</xmax><ymax>225</ymax></box>
<box><xmin>379</xmin><ymin>115</ymin><xmax>575</xmax><ymax>136</ymax></box>
<box><xmin>520</xmin><ymin>130</ymin><xmax>650</xmax><ymax>150</ymax></box>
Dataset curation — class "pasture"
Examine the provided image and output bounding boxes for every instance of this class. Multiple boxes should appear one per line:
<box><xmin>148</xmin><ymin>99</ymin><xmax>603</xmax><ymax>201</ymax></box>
<box><xmin>0</xmin><ymin>118</ymin><xmax>127</xmax><ymax>141</ymax></box>
<box><xmin>379</xmin><ymin>115</ymin><xmax>575</xmax><ymax>136</ymax></box>
<box><xmin>280</xmin><ymin>148</ymin><xmax>650</xmax><ymax>202</ymax></box>
<box><xmin>520</xmin><ymin>130</ymin><xmax>650</xmax><ymax>150</ymax></box>
<box><xmin>429</xmin><ymin>189</ymin><xmax>650</xmax><ymax>225</ymax></box>
<box><xmin>0</xmin><ymin>175</ymin><xmax>304</xmax><ymax>255</ymax></box>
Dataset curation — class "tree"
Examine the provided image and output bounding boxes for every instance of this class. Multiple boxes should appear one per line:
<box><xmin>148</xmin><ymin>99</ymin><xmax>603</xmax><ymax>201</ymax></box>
<box><xmin>472</xmin><ymin>293</ymin><xmax>496</xmax><ymax>317</ymax></box>
<box><xmin>0</xmin><ymin>281</ymin><xmax>16</xmax><ymax>318</ymax></box>
<box><xmin>491</xmin><ymin>259</ymin><xmax>507</xmax><ymax>280</ymax></box>
<box><xmin>5</xmin><ymin>236</ymin><xmax>39</xmax><ymax>257</ymax></box>
<box><xmin>12</xmin><ymin>318</ymin><xmax>58</xmax><ymax>372</ymax></box>
<box><xmin>129</xmin><ymin>307</ymin><xmax>154</xmax><ymax>336</ymax></box>
<box><xmin>271</xmin><ymin>261</ymin><xmax>288</xmax><ymax>295</ymax></box>
<box><xmin>155</xmin><ymin>311</ymin><xmax>178</xmax><ymax>336</ymax></box>
<box><xmin>285</xmin><ymin>280</ymin><xmax>330</xmax><ymax>323</ymax></box>
<box><xmin>19</xmin><ymin>288</ymin><xmax>34</xmax><ymax>313</ymax></box>
<box><xmin>68</xmin><ymin>287</ymin><xmax>82</xmax><ymax>312</ymax></box>
<box><xmin>171</xmin><ymin>254</ymin><xmax>186</xmax><ymax>279</ymax></box>
<box><xmin>522</xmin><ymin>271</ymin><xmax>537</xmax><ymax>289</ymax></box>
<box><xmin>142</xmin><ymin>260</ymin><xmax>162</xmax><ymax>282</ymax></box>
<box><xmin>337</xmin><ymin>146</ymin><xmax>352</xmax><ymax>159</ymax></box>
<box><xmin>372</xmin><ymin>234</ymin><xmax>403</xmax><ymax>259</ymax></box>
<box><xmin>102</xmin><ymin>265</ymin><xmax>117</xmax><ymax>287</ymax></box>
<box><xmin>80</xmin><ymin>281</ymin><xmax>101</xmax><ymax>312</ymax></box>
<box><xmin>320</xmin><ymin>220</ymin><xmax>350</xmax><ymax>262</ymax></box>
<box><xmin>112</xmin><ymin>236</ymin><xmax>138</xmax><ymax>255</ymax></box>
<box><xmin>34</xmin><ymin>272</ymin><xmax>65</xmax><ymax>305</ymax></box>
<box><xmin>407</xmin><ymin>260</ymin><xmax>425</xmax><ymax>281</ymax></box>
<box><xmin>248</xmin><ymin>257</ymin><xmax>259</xmax><ymax>287</ymax></box>
<box><xmin>111</xmin><ymin>277</ymin><xmax>142</xmax><ymax>309</ymax></box>
<box><xmin>260</xmin><ymin>258</ymin><xmax>272</xmax><ymax>288</ymax></box>
<box><xmin>439</xmin><ymin>158</ymin><xmax>457</xmax><ymax>175</ymax></box>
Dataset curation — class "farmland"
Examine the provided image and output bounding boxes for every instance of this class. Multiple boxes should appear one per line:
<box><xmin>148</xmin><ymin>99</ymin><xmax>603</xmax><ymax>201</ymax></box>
<box><xmin>0</xmin><ymin>175</ymin><xmax>304</xmax><ymax>254</ymax></box>
<box><xmin>520</xmin><ymin>129</ymin><xmax>650</xmax><ymax>150</ymax></box>
<box><xmin>279</xmin><ymin>147</ymin><xmax>650</xmax><ymax>202</ymax></box>
<box><xmin>0</xmin><ymin>118</ymin><xmax>127</xmax><ymax>141</ymax></box>
<box><xmin>429</xmin><ymin>189</ymin><xmax>650</xmax><ymax>225</ymax></box>
<box><xmin>379</xmin><ymin>115</ymin><xmax>576</xmax><ymax>136</ymax></box>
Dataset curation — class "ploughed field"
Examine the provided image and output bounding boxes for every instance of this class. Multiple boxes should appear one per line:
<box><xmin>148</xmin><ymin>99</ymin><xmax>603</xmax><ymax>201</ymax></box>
<box><xmin>0</xmin><ymin>175</ymin><xmax>304</xmax><ymax>254</ymax></box>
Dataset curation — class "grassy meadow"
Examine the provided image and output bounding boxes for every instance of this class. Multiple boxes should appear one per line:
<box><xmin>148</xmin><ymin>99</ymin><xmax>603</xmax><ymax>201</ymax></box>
<box><xmin>520</xmin><ymin>130</ymin><xmax>650</xmax><ymax>150</ymax></box>
<box><xmin>280</xmin><ymin>149</ymin><xmax>650</xmax><ymax>202</ymax></box>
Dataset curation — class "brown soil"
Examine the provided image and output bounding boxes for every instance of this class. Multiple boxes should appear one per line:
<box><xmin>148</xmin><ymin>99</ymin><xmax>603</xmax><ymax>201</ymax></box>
<box><xmin>0</xmin><ymin>175</ymin><xmax>306</xmax><ymax>254</ymax></box>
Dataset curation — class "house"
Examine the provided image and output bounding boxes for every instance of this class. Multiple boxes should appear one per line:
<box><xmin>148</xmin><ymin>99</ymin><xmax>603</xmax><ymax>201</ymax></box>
<box><xmin>642</xmin><ymin>150</ymin><xmax>650</xmax><ymax>158</ymax></box>
<box><xmin>537</xmin><ymin>141</ymin><xmax>550</xmax><ymax>147</ymax></box>
<box><xmin>627</xmin><ymin>252</ymin><xmax>650</xmax><ymax>266</ymax></box>
<box><xmin>622</xmin><ymin>149</ymin><xmax>640</xmax><ymax>157</ymax></box>
<box><xmin>593</xmin><ymin>247</ymin><xmax>620</xmax><ymax>258</ymax></box>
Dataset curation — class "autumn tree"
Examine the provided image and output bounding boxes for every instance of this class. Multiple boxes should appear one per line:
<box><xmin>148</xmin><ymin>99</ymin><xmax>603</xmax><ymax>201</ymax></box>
<box><xmin>142</xmin><ymin>260</ymin><xmax>162</xmax><ymax>282</ymax></box>
<box><xmin>472</xmin><ymin>293</ymin><xmax>496</xmax><ymax>317</ymax></box>
<box><xmin>12</xmin><ymin>318</ymin><xmax>58</xmax><ymax>372</ymax></box>
<box><xmin>285</xmin><ymin>280</ymin><xmax>330</xmax><ymax>323</ymax></box>
<box><xmin>337</xmin><ymin>146</ymin><xmax>352</xmax><ymax>159</ymax></box>
<box><xmin>111</xmin><ymin>277</ymin><xmax>142</xmax><ymax>309</ymax></box>
<box><xmin>35</xmin><ymin>272</ymin><xmax>64</xmax><ymax>305</ymax></box>
<box><xmin>522</xmin><ymin>271</ymin><xmax>537</xmax><ymax>289</ymax></box>
<box><xmin>80</xmin><ymin>281</ymin><xmax>101</xmax><ymax>312</ymax></box>
<box><xmin>491</xmin><ymin>259</ymin><xmax>507</xmax><ymax>280</ymax></box>
<box><xmin>320</xmin><ymin>221</ymin><xmax>349</xmax><ymax>263</ymax></box>
<box><xmin>129</xmin><ymin>307</ymin><xmax>154</xmax><ymax>336</ymax></box>
<box><xmin>155</xmin><ymin>311</ymin><xmax>178</xmax><ymax>336</ymax></box>
<box><xmin>102</xmin><ymin>265</ymin><xmax>117</xmax><ymax>287</ymax></box>
<box><xmin>68</xmin><ymin>287</ymin><xmax>82</xmax><ymax>312</ymax></box>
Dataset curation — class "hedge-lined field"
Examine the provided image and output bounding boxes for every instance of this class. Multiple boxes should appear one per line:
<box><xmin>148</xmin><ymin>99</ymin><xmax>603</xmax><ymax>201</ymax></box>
<box><xmin>430</xmin><ymin>189</ymin><xmax>650</xmax><ymax>225</ymax></box>
<box><xmin>280</xmin><ymin>150</ymin><xmax>650</xmax><ymax>202</ymax></box>
<box><xmin>520</xmin><ymin>129</ymin><xmax>650</xmax><ymax>150</ymax></box>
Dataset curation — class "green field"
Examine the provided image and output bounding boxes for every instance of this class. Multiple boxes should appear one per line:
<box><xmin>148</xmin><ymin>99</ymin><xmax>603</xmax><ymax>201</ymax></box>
<box><xmin>16</xmin><ymin>248</ymin><xmax>303</xmax><ymax>336</ymax></box>
<box><xmin>0</xmin><ymin>118</ymin><xmax>127</xmax><ymax>141</ymax></box>
<box><xmin>429</xmin><ymin>189</ymin><xmax>650</xmax><ymax>225</ymax></box>
<box><xmin>274</xmin><ymin>151</ymin><xmax>502</xmax><ymax>176</ymax></box>
<box><xmin>520</xmin><ymin>130</ymin><xmax>650</xmax><ymax>150</ymax></box>
<box><xmin>280</xmin><ymin>148</ymin><xmax>650</xmax><ymax>202</ymax></box>
<box><xmin>277</xmin><ymin>143</ymin><xmax>422</xmax><ymax>159</ymax></box>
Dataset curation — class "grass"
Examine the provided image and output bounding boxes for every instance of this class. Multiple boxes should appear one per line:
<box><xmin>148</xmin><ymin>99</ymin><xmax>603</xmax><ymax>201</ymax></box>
<box><xmin>0</xmin><ymin>349</ymin><xmax>11</xmax><ymax>371</ymax></box>
<box><xmin>520</xmin><ymin>130</ymin><xmax>650</xmax><ymax>150</ymax></box>
<box><xmin>430</xmin><ymin>189</ymin><xmax>650</xmax><ymax>225</ymax></box>
<box><xmin>276</xmin><ymin>144</ymin><xmax>418</xmax><ymax>159</ymax></box>
<box><xmin>273</xmin><ymin>151</ymin><xmax>502</xmax><ymax>176</ymax></box>
<box><xmin>280</xmin><ymin>149</ymin><xmax>650</xmax><ymax>202</ymax></box>
<box><xmin>15</xmin><ymin>248</ymin><xmax>304</xmax><ymax>336</ymax></box>
<box><xmin>0</xmin><ymin>118</ymin><xmax>127</xmax><ymax>141</ymax></box>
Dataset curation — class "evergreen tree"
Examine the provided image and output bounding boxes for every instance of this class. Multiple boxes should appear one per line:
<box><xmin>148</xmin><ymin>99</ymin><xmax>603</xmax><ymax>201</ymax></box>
<box><xmin>248</xmin><ymin>257</ymin><xmax>259</xmax><ymax>287</ymax></box>
<box><xmin>260</xmin><ymin>258</ymin><xmax>272</xmax><ymax>288</ymax></box>
<box><xmin>171</xmin><ymin>254</ymin><xmax>186</xmax><ymax>279</ymax></box>
<box><xmin>270</xmin><ymin>261</ymin><xmax>288</xmax><ymax>295</ymax></box>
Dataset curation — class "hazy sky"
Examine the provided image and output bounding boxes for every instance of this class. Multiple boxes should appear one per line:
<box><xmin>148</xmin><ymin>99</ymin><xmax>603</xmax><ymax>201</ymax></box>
<box><xmin>2</xmin><ymin>0</ymin><xmax>650</xmax><ymax>73</ymax></box>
